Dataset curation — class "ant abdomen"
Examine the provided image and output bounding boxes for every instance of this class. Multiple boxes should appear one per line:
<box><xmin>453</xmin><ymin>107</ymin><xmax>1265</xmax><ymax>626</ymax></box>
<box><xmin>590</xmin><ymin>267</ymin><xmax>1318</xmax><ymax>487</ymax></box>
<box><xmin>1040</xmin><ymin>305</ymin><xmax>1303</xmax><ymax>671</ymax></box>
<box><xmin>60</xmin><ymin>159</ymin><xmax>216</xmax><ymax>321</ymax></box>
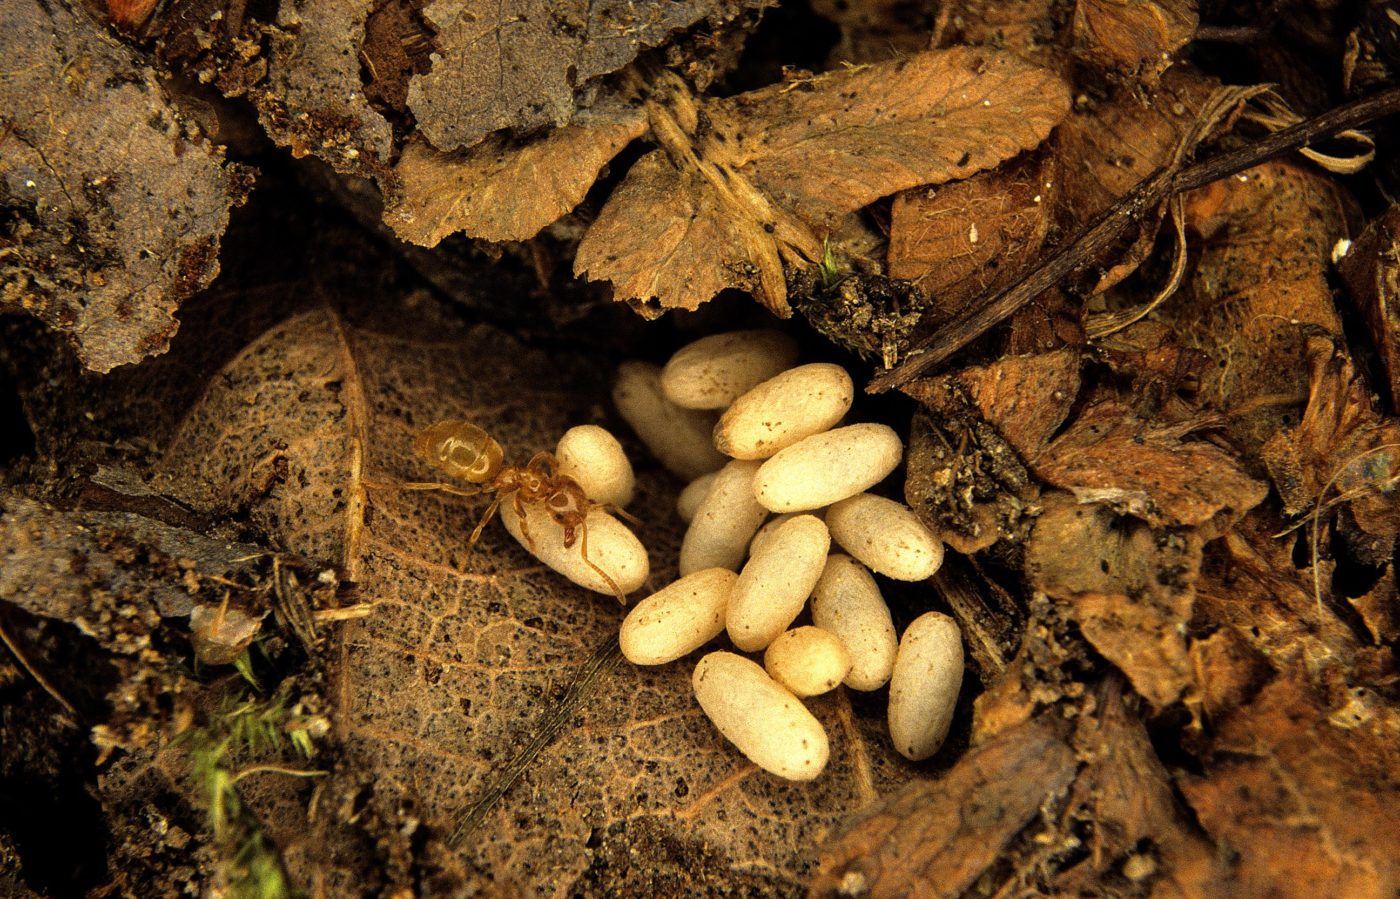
<box><xmin>415</xmin><ymin>420</ymin><xmax>505</xmax><ymax>483</ymax></box>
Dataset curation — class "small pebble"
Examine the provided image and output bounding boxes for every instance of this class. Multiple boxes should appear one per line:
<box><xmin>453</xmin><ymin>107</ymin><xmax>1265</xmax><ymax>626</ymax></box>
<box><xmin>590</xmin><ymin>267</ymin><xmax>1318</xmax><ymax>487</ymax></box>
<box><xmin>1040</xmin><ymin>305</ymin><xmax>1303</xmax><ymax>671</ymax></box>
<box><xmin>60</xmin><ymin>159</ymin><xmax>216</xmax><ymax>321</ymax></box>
<box><xmin>887</xmin><ymin>612</ymin><xmax>963</xmax><ymax>761</ymax></box>
<box><xmin>660</xmin><ymin>330</ymin><xmax>799</xmax><ymax>409</ymax></box>
<box><xmin>620</xmin><ymin>568</ymin><xmax>737</xmax><ymax>665</ymax></box>
<box><xmin>811</xmin><ymin>554</ymin><xmax>898</xmax><ymax>691</ymax></box>
<box><xmin>764</xmin><ymin>626</ymin><xmax>852</xmax><ymax>697</ymax></box>
<box><xmin>825</xmin><ymin>493</ymin><xmax>943</xmax><ymax>581</ymax></box>
<box><xmin>613</xmin><ymin>362</ymin><xmax>727</xmax><ymax>480</ymax></box>
<box><xmin>555</xmin><ymin>425</ymin><xmax>635</xmax><ymax>508</ymax></box>
<box><xmin>692</xmin><ymin>651</ymin><xmax>830</xmax><ymax>781</ymax></box>
<box><xmin>679</xmin><ymin>460</ymin><xmax>768</xmax><ymax>575</ymax></box>
<box><xmin>727</xmin><ymin>514</ymin><xmax>830</xmax><ymax>652</ymax></box>
<box><xmin>714</xmin><ymin>363</ymin><xmax>854</xmax><ymax>460</ymax></box>
<box><xmin>753</xmin><ymin>424</ymin><xmax>903</xmax><ymax>512</ymax></box>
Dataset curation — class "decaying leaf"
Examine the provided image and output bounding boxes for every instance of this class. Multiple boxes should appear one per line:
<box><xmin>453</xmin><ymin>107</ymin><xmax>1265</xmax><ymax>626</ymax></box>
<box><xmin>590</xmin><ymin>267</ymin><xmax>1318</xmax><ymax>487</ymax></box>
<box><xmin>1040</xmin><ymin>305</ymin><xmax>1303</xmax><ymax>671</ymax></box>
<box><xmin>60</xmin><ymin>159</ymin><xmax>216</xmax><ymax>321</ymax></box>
<box><xmin>1052</xmin><ymin>68</ymin><xmax>1221</xmax><ymax>222</ymax></box>
<box><xmin>1025</xmin><ymin>493</ymin><xmax>1204</xmax><ymax>710</ymax></box>
<box><xmin>809</xmin><ymin>717</ymin><xmax>1079</xmax><ymax>899</ymax></box>
<box><xmin>1053</xmin><ymin>678</ymin><xmax>1223</xmax><ymax>896</ymax></box>
<box><xmin>1336</xmin><ymin>202</ymin><xmax>1400</xmax><ymax>409</ymax></box>
<box><xmin>887</xmin><ymin>151</ymin><xmax>1057</xmax><ymax>322</ymax></box>
<box><xmin>406</xmin><ymin>0</ymin><xmax>757</xmax><ymax>152</ymax></box>
<box><xmin>1178</xmin><ymin>676</ymin><xmax>1400</xmax><ymax>897</ymax></box>
<box><xmin>386</xmin><ymin>105</ymin><xmax>648</xmax><ymax>246</ymax></box>
<box><xmin>902</xmin><ymin>350</ymin><xmax>1079</xmax><ymax>554</ymax></box>
<box><xmin>103</xmin><ymin>281</ymin><xmax>918</xmax><ymax>895</ymax></box>
<box><xmin>0</xmin><ymin>0</ymin><xmax>242</xmax><ymax>372</ymax></box>
<box><xmin>1072</xmin><ymin>0</ymin><xmax>1198</xmax><ymax>81</ymax></box>
<box><xmin>259</xmin><ymin>0</ymin><xmax>395</xmax><ymax>176</ymax></box>
<box><xmin>1031</xmin><ymin>401</ymin><xmax>1267</xmax><ymax>529</ymax></box>
<box><xmin>1260</xmin><ymin>339</ymin><xmax>1400</xmax><ymax>567</ymax></box>
<box><xmin>1166</xmin><ymin>160</ymin><xmax>1348</xmax><ymax>453</ymax></box>
<box><xmin>577</xmin><ymin>47</ymin><xmax>1071</xmax><ymax>315</ymax></box>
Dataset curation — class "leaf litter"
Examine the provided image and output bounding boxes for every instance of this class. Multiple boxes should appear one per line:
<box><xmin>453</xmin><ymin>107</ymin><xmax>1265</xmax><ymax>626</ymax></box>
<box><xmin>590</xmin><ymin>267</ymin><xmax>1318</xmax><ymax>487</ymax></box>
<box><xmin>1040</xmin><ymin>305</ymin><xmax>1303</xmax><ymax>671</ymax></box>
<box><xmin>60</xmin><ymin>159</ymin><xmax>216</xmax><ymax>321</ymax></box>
<box><xmin>4</xmin><ymin>1</ymin><xmax>1400</xmax><ymax>897</ymax></box>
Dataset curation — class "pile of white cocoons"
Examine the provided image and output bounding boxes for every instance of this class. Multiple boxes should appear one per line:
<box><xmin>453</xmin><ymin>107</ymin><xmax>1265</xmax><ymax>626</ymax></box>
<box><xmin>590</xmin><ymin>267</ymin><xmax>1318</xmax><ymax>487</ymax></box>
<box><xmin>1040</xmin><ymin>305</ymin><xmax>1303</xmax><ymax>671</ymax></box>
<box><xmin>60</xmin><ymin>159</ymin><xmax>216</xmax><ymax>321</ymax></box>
<box><xmin>612</xmin><ymin>330</ymin><xmax>966</xmax><ymax>781</ymax></box>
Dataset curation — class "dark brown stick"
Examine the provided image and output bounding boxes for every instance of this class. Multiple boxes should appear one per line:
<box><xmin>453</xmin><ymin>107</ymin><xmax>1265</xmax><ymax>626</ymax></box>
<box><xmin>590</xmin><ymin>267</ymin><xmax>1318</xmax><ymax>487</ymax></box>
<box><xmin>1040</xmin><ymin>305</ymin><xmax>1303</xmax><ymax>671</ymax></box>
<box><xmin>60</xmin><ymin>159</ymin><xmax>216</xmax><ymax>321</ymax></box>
<box><xmin>867</xmin><ymin>84</ymin><xmax>1400</xmax><ymax>394</ymax></box>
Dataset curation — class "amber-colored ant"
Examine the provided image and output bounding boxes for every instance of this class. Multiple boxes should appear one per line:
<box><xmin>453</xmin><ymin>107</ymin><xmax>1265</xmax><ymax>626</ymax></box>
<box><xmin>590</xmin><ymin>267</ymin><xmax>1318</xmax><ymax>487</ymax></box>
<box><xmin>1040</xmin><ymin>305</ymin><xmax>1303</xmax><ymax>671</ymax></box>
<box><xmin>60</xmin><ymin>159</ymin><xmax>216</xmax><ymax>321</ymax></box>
<box><xmin>402</xmin><ymin>420</ymin><xmax>629</xmax><ymax>602</ymax></box>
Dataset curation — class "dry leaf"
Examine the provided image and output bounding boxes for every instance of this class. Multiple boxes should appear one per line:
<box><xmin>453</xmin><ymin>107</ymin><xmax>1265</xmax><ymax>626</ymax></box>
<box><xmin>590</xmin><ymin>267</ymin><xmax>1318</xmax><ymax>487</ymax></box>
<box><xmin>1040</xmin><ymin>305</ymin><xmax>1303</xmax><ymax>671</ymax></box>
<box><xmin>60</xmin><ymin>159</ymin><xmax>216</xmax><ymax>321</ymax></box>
<box><xmin>386</xmin><ymin>105</ymin><xmax>648</xmax><ymax>246</ymax></box>
<box><xmin>1053</xmin><ymin>68</ymin><xmax>1220</xmax><ymax>221</ymax></box>
<box><xmin>904</xmin><ymin>405</ymin><xmax>1038</xmax><ymax>555</ymax></box>
<box><xmin>887</xmin><ymin>152</ymin><xmax>1056</xmax><ymax>321</ymax></box>
<box><xmin>1031</xmin><ymin>401</ymin><xmax>1267</xmax><ymax>529</ymax></box>
<box><xmin>901</xmin><ymin>350</ymin><xmax>1080</xmax><ymax>554</ymax></box>
<box><xmin>1072</xmin><ymin>0</ymin><xmax>1198</xmax><ymax>81</ymax></box>
<box><xmin>1336</xmin><ymin>203</ymin><xmax>1400</xmax><ymax>411</ymax></box>
<box><xmin>1260</xmin><ymin>339</ymin><xmax>1400</xmax><ymax>566</ymax></box>
<box><xmin>1025</xmin><ymin>492</ymin><xmax>1203</xmax><ymax>710</ymax></box>
<box><xmin>259</xmin><ymin>0</ymin><xmax>395</xmax><ymax>176</ymax></box>
<box><xmin>577</xmin><ymin>47</ymin><xmax>1070</xmax><ymax>315</ymax></box>
<box><xmin>809</xmin><ymin>717</ymin><xmax>1078</xmax><ymax>899</ymax></box>
<box><xmin>0</xmin><ymin>0</ymin><xmax>241</xmax><ymax>372</ymax></box>
<box><xmin>1178</xmin><ymin>676</ymin><xmax>1400</xmax><ymax>897</ymax></box>
<box><xmin>1164</xmin><ymin>160</ymin><xmax>1348</xmax><ymax>453</ymax></box>
<box><xmin>110</xmin><ymin>282</ymin><xmax>918</xmax><ymax>895</ymax></box>
<box><xmin>1052</xmin><ymin>678</ymin><xmax>1223</xmax><ymax>896</ymax></box>
<box><xmin>407</xmin><ymin>0</ymin><xmax>756</xmax><ymax>152</ymax></box>
<box><xmin>712</xmin><ymin>48</ymin><xmax>1071</xmax><ymax>228</ymax></box>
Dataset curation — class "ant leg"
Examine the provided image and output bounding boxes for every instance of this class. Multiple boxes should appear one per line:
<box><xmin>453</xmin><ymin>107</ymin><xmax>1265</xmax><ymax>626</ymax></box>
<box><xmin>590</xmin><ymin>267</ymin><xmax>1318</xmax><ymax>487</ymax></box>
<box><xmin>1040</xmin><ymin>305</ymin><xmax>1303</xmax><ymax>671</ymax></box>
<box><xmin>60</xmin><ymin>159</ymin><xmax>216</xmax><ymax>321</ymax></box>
<box><xmin>401</xmin><ymin>481</ymin><xmax>486</xmax><ymax>500</ymax></box>
<box><xmin>512</xmin><ymin>492</ymin><xmax>538</xmax><ymax>553</ymax></box>
<box><xmin>601</xmin><ymin>503</ymin><xmax>642</xmax><ymax>528</ymax></box>
<box><xmin>469</xmin><ymin>494</ymin><xmax>505</xmax><ymax>546</ymax></box>
<box><xmin>577</xmin><ymin>518</ymin><xmax>626</xmax><ymax>604</ymax></box>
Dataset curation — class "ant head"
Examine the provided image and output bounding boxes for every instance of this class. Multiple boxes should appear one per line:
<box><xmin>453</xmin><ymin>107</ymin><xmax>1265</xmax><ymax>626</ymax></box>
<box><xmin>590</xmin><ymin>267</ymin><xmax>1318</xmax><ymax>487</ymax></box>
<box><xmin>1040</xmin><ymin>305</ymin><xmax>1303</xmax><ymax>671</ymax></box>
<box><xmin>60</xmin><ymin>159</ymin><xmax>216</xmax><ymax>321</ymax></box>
<box><xmin>415</xmin><ymin>421</ymin><xmax>504</xmax><ymax>483</ymax></box>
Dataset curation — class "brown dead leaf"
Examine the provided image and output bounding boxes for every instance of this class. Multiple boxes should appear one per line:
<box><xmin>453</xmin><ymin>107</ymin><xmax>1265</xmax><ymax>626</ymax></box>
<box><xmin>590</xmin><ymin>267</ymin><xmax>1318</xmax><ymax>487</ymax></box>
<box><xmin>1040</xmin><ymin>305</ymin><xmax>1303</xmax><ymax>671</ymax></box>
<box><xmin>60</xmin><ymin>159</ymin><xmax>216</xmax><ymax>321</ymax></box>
<box><xmin>1337</xmin><ymin>202</ymin><xmax>1400</xmax><ymax>409</ymax></box>
<box><xmin>1026</xmin><ymin>493</ymin><xmax>1203</xmax><ymax>710</ymax></box>
<box><xmin>904</xmin><ymin>405</ymin><xmax>1038</xmax><ymax>555</ymax></box>
<box><xmin>809</xmin><ymin>717</ymin><xmax>1079</xmax><ymax>899</ymax></box>
<box><xmin>577</xmin><ymin>47</ymin><xmax>1070</xmax><ymax>315</ymax></box>
<box><xmin>1260</xmin><ymin>338</ymin><xmax>1400</xmax><ymax>567</ymax></box>
<box><xmin>1178</xmin><ymin>676</ymin><xmax>1400</xmax><ymax>897</ymax></box>
<box><xmin>1193</xmin><ymin>514</ymin><xmax>1393</xmax><ymax>702</ymax></box>
<box><xmin>932</xmin><ymin>0</ymin><xmax>1064</xmax><ymax>69</ymax></box>
<box><xmin>1163</xmin><ymin>160</ymin><xmax>1348</xmax><ymax>454</ymax></box>
<box><xmin>1031</xmin><ymin>401</ymin><xmax>1267</xmax><ymax>529</ymax></box>
<box><xmin>1053</xmin><ymin>678</ymin><xmax>1223</xmax><ymax>897</ymax></box>
<box><xmin>1072</xmin><ymin>0</ymin><xmax>1198</xmax><ymax>82</ymax></box>
<box><xmin>0</xmin><ymin>0</ymin><xmax>241</xmax><ymax>372</ymax></box>
<box><xmin>407</xmin><ymin>0</ymin><xmax>756</xmax><ymax>152</ymax></box>
<box><xmin>887</xmin><ymin>151</ymin><xmax>1056</xmax><ymax>322</ymax></box>
<box><xmin>713</xmin><ymin>49</ymin><xmax>1071</xmax><ymax>229</ymax></box>
<box><xmin>907</xmin><ymin>348</ymin><xmax>1081</xmax><ymax>460</ymax></box>
<box><xmin>1053</xmin><ymin>68</ymin><xmax>1220</xmax><ymax>222</ymax></box>
<box><xmin>117</xmin><ymin>281</ymin><xmax>918</xmax><ymax>895</ymax></box>
<box><xmin>386</xmin><ymin>105</ymin><xmax>648</xmax><ymax>246</ymax></box>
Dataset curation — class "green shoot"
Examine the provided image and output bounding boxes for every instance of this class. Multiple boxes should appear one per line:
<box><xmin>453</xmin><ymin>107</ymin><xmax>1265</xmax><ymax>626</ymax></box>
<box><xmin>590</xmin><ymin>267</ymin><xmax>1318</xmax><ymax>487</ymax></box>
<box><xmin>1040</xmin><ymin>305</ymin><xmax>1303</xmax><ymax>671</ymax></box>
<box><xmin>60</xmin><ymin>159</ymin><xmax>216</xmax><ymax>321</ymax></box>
<box><xmin>179</xmin><ymin>685</ymin><xmax>324</xmax><ymax>898</ymax></box>
<box><xmin>817</xmin><ymin>238</ymin><xmax>844</xmax><ymax>291</ymax></box>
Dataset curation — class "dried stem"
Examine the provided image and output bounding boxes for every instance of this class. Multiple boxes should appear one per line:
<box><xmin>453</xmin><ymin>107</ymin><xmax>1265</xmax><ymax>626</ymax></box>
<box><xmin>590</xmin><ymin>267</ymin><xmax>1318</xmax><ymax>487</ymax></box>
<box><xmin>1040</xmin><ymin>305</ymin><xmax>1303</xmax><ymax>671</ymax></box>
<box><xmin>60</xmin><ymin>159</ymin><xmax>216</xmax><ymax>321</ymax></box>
<box><xmin>868</xmin><ymin>85</ymin><xmax>1400</xmax><ymax>393</ymax></box>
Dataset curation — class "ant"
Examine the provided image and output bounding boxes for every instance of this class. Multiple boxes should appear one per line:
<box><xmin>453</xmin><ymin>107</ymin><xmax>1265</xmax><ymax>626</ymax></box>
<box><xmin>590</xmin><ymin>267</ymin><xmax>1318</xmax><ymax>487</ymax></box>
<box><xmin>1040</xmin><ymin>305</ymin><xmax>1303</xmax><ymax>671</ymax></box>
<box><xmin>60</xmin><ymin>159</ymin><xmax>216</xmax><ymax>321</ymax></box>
<box><xmin>401</xmin><ymin>420</ymin><xmax>630</xmax><ymax>602</ymax></box>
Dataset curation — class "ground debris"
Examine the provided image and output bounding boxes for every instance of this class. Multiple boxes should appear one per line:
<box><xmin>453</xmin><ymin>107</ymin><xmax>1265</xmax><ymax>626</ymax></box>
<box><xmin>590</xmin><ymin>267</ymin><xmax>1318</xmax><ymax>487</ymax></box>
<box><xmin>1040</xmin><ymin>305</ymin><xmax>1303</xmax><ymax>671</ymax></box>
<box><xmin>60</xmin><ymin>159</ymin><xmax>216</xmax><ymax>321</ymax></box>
<box><xmin>0</xmin><ymin>0</ymin><xmax>243</xmax><ymax>372</ymax></box>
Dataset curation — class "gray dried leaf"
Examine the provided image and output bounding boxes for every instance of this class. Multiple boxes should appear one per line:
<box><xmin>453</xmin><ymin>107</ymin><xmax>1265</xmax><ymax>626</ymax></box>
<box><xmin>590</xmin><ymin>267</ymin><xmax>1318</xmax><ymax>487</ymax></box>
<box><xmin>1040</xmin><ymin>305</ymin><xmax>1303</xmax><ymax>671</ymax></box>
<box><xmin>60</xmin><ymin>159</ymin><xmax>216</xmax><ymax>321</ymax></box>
<box><xmin>0</xmin><ymin>0</ymin><xmax>241</xmax><ymax>371</ymax></box>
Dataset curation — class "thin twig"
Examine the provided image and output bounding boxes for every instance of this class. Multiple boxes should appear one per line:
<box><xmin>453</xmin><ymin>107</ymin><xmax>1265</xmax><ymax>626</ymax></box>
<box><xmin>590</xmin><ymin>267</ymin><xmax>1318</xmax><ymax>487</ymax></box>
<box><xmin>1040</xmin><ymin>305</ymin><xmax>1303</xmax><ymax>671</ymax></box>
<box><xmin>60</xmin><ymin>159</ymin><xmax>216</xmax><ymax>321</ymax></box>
<box><xmin>868</xmin><ymin>84</ymin><xmax>1400</xmax><ymax>393</ymax></box>
<box><xmin>0</xmin><ymin>620</ymin><xmax>78</xmax><ymax>717</ymax></box>
<box><xmin>447</xmin><ymin>634</ymin><xmax>624</xmax><ymax>847</ymax></box>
